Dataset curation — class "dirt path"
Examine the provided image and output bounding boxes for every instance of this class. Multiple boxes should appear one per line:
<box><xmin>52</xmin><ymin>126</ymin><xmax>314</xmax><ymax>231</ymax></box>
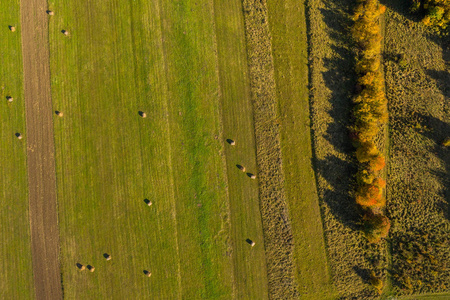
<box><xmin>20</xmin><ymin>1</ymin><xmax>62</xmax><ymax>299</ymax></box>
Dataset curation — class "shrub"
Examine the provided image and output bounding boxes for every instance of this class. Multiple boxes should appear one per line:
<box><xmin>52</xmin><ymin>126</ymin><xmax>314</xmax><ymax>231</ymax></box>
<box><xmin>362</xmin><ymin>212</ymin><xmax>391</xmax><ymax>243</ymax></box>
<box><xmin>442</xmin><ymin>138</ymin><xmax>450</xmax><ymax>146</ymax></box>
<box><xmin>369</xmin><ymin>271</ymin><xmax>384</xmax><ymax>294</ymax></box>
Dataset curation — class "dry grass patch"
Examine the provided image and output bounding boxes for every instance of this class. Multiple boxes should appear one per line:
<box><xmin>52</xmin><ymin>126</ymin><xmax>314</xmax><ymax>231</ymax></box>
<box><xmin>242</xmin><ymin>0</ymin><xmax>299</xmax><ymax>298</ymax></box>
<box><xmin>383</xmin><ymin>0</ymin><xmax>450</xmax><ymax>296</ymax></box>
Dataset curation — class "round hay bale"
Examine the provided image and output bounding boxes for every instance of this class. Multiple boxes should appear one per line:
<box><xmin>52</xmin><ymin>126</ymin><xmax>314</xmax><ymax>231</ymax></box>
<box><xmin>87</xmin><ymin>265</ymin><xmax>95</xmax><ymax>272</ymax></box>
<box><xmin>139</xmin><ymin>111</ymin><xmax>147</xmax><ymax>118</ymax></box>
<box><xmin>236</xmin><ymin>164</ymin><xmax>246</xmax><ymax>172</ymax></box>
<box><xmin>227</xmin><ymin>139</ymin><xmax>235</xmax><ymax>146</ymax></box>
<box><xmin>247</xmin><ymin>173</ymin><xmax>256</xmax><ymax>179</ymax></box>
<box><xmin>55</xmin><ymin>110</ymin><xmax>63</xmax><ymax>117</ymax></box>
<box><xmin>6</xmin><ymin>96</ymin><xmax>13</xmax><ymax>103</ymax></box>
<box><xmin>16</xmin><ymin>133</ymin><xmax>22</xmax><ymax>140</ymax></box>
<box><xmin>144</xmin><ymin>270</ymin><xmax>152</xmax><ymax>277</ymax></box>
<box><xmin>62</xmin><ymin>30</ymin><xmax>69</xmax><ymax>36</ymax></box>
<box><xmin>104</xmin><ymin>253</ymin><xmax>111</xmax><ymax>260</ymax></box>
<box><xmin>76</xmin><ymin>263</ymin><xmax>85</xmax><ymax>270</ymax></box>
<box><xmin>147</xmin><ymin>200</ymin><xmax>152</xmax><ymax>206</ymax></box>
<box><xmin>47</xmin><ymin>10</ymin><xmax>54</xmax><ymax>15</ymax></box>
<box><xmin>246</xmin><ymin>239</ymin><xmax>255</xmax><ymax>247</ymax></box>
<box><xmin>9</xmin><ymin>26</ymin><xmax>16</xmax><ymax>32</ymax></box>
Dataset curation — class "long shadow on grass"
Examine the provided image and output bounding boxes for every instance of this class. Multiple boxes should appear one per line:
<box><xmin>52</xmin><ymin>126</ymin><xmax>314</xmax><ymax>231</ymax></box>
<box><xmin>314</xmin><ymin>155</ymin><xmax>360</xmax><ymax>230</ymax></box>
<box><xmin>381</xmin><ymin>0</ymin><xmax>450</xmax><ymax>51</ymax></box>
<box><xmin>415</xmin><ymin>113</ymin><xmax>450</xmax><ymax>220</ymax></box>
<box><xmin>320</xmin><ymin>1</ymin><xmax>355</xmax><ymax>155</ymax></box>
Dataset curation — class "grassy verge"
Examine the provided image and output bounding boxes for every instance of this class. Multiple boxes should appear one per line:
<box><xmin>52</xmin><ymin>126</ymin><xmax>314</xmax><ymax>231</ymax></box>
<box><xmin>266</xmin><ymin>0</ymin><xmax>336</xmax><ymax>299</ymax></box>
<box><xmin>0</xmin><ymin>1</ymin><xmax>34</xmax><ymax>298</ymax></box>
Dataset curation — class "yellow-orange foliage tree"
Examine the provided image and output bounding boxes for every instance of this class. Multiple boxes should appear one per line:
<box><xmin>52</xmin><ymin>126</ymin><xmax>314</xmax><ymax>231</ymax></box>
<box><xmin>351</xmin><ymin>0</ymin><xmax>389</xmax><ymax>242</ymax></box>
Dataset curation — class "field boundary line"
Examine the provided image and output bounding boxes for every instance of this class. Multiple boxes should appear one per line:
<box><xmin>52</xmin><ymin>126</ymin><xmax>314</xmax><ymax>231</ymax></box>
<box><xmin>20</xmin><ymin>0</ymin><xmax>62</xmax><ymax>299</ymax></box>
<box><xmin>155</xmin><ymin>0</ymin><xmax>183</xmax><ymax>297</ymax></box>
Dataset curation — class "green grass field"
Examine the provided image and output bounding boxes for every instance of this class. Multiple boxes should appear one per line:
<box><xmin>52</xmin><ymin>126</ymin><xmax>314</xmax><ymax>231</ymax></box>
<box><xmin>1</xmin><ymin>0</ymin><xmax>447</xmax><ymax>299</ymax></box>
<box><xmin>0</xmin><ymin>1</ymin><xmax>34</xmax><ymax>298</ymax></box>
<box><xmin>48</xmin><ymin>0</ymin><xmax>268</xmax><ymax>298</ymax></box>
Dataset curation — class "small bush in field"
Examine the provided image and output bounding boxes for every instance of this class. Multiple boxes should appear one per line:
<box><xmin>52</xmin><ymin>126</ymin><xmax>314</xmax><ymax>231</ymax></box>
<box><xmin>369</xmin><ymin>271</ymin><xmax>384</xmax><ymax>294</ymax></box>
<box><xmin>362</xmin><ymin>212</ymin><xmax>391</xmax><ymax>243</ymax></box>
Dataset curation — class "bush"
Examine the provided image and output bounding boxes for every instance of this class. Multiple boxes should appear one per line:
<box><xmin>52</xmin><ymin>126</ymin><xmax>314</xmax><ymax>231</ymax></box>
<box><xmin>442</xmin><ymin>137</ymin><xmax>450</xmax><ymax>146</ymax></box>
<box><xmin>362</xmin><ymin>212</ymin><xmax>391</xmax><ymax>243</ymax></box>
<box><xmin>369</xmin><ymin>271</ymin><xmax>384</xmax><ymax>294</ymax></box>
<box><xmin>412</xmin><ymin>0</ymin><xmax>450</xmax><ymax>29</ymax></box>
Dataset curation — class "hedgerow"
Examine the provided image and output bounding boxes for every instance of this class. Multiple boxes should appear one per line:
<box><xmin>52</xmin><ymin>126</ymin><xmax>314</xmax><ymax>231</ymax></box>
<box><xmin>351</xmin><ymin>0</ymin><xmax>389</xmax><ymax>243</ymax></box>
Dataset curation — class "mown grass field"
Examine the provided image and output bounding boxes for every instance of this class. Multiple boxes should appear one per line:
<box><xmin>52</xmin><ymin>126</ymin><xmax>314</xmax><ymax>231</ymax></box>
<box><xmin>0</xmin><ymin>1</ymin><xmax>35</xmax><ymax>298</ymax></box>
<box><xmin>48</xmin><ymin>0</ymin><xmax>268</xmax><ymax>298</ymax></box>
<box><xmin>2</xmin><ymin>0</ymin><xmax>447</xmax><ymax>299</ymax></box>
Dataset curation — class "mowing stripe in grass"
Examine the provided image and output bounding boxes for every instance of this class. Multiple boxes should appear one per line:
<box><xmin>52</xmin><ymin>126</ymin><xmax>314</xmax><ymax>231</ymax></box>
<box><xmin>212</xmin><ymin>0</ymin><xmax>269</xmax><ymax>298</ymax></box>
<box><xmin>242</xmin><ymin>0</ymin><xmax>300</xmax><ymax>298</ymax></box>
<box><xmin>158</xmin><ymin>0</ymin><xmax>235</xmax><ymax>297</ymax></box>
<box><xmin>0</xmin><ymin>1</ymin><xmax>35</xmax><ymax>298</ymax></box>
<box><xmin>266</xmin><ymin>0</ymin><xmax>337</xmax><ymax>298</ymax></box>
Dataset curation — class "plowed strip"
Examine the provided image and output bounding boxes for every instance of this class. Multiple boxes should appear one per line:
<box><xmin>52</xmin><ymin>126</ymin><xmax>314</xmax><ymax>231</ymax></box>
<box><xmin>20</xmin><ymin>1</ymin><xmax>62</xmax><ymax>299</ymax></box>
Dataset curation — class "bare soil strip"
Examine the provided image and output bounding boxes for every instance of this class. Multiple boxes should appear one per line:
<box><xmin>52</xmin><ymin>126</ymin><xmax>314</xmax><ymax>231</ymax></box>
<box><xmin>20</xmin><ymin>1</ymin><xmax>62</xmax><ymax>299</ymax></box>
<box><xmin>242</xmin><ymin>0</ymin><xmax>299</xmax><ymax>298</ymax></box>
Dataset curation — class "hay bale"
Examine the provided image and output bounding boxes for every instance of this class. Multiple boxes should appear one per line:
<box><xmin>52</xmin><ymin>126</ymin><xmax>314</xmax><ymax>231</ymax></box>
<box><xmin>16</xmin><ymin>133</ymin><xmax>22</xmax><ymax>140</ymax></box>
<box><xmin>6</xmin><ymin>96</ymin><xmax>13</xmax><ymax>102</ymax></box>
<box><xmin>55</xmin><ymin>110</ymin><xmax>63</xmax><ymax>117</ymax></box>
<box><xmin>104</xmin><ymin>253</ymin><xmax>111</xmax><ymax>260</ymax></box>
<box><xmin>247</xmin><ymin>173</ymin><xmax>256</xmax><ymax>179</ymax></box>
<box><xmin>62</xmin><ymin>30</ymin><xmax>69</xmax><ymax>36</ymax></box>
<box><xmin>9</xmin><ymin>26</ymin><xmax>16</xmax><ymax>32</ymax></box>
<box><xmin>246</xmin><ymin>239</ymin><xmax>255</xmax><ymax>247</ymax></box>
<box><xmin>144</xmin><ymin>270</ymin><xmax>152</xmax><ymax>277</ymax></box>
<box><xmin>236</xmin><ymin>164</ymin><xmax>246</xmax><ymax>172</ymax></box>
<box><xmin>227</xmin><ymin>139</ymin><xmax>235</xmax><ymax>146</ymax></box>
<box><xmin>139</xmin><ymin>111</ymin><xmax>147</xmax><ymax>118</ymax></box>
<box><xmin>76</xmin><ymin>263</ymin><xmax>85</xmax><ymax>270</ymax></box>
<box><xmin>47</xmin><ymin>10</ymin><xmax>54</xmax><ymax>15</ymax></box>
<box><xmin>144</xmin><ymin>199</ymin><xmax>152</xmax><ymax>206</ymax></box>
<box><xmin>87</xmin><ymin>265</ymin><xmax>95</xmax><ymax>272</ymax></box>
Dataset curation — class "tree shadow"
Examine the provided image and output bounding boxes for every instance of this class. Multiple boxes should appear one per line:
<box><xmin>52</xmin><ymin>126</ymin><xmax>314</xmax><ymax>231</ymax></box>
<box><xmin>313</xmin><ymin>154</ymin><xmax>361</xmax><ymax>230</ymax></box>
<box><xmin>353</xmin><ymin>266</ymin><xmax>371</xmax><ymax>284</ymax></box>
<box><xmin>415</xmin><ymin>113</ymin><xmax>450</xmax><ymax>219</ymax></box>
<box><xmin>426</xmin><ymin>69</ymin><xmax>450</xmax><ymax>99</ymax></box>
<box><xmin>320</xmin><ymin>1</ymin><xmax>356</xmax><ymax>155</ymax></box>
<box><xmin>380</xmin><ymin>0</ymin><xmax>450</xmax><ymax>55</ymax></box>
